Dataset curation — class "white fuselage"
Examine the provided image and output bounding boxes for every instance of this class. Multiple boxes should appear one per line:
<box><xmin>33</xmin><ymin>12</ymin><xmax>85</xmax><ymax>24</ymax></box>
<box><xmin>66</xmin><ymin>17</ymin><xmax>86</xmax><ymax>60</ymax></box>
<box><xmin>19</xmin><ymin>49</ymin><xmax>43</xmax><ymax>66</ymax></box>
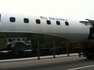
<box><xmin>0</xmin><ymin>12</ymin><xmax>92</xmax><ymax>42</ymax></box>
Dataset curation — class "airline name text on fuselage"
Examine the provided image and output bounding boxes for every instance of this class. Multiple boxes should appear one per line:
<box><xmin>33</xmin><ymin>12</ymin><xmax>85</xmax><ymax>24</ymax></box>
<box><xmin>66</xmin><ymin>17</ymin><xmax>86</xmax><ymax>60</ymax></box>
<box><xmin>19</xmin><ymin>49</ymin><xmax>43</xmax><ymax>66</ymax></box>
<box><xmin>40</xmin><ymin>16</ymin><xmax>68</xmax><ymax>21</ymax></box>
<box><xmin>49</xmin><ymin>17</ymin><xmax>68</xmax><ymax>21</ymax></box>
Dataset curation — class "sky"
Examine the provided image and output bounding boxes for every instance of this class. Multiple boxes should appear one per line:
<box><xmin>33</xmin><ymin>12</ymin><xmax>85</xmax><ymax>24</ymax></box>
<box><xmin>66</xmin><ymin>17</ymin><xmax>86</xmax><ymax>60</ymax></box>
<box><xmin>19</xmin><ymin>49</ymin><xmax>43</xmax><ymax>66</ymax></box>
<box><xmin>0</xmin><ymin>0</ymin><xmax>94</xmax><ymax>20</ymax></box>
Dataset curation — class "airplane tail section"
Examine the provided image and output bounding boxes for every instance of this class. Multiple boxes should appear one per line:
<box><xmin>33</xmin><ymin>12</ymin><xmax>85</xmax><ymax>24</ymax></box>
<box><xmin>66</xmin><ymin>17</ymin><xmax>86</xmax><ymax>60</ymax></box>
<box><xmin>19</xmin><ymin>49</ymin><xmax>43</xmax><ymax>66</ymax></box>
<box><xmin>86</xmin><ymin>19</ymin><xmax>94</xmax><ymax>27</ymax></box>
<box><xmin>86</xmin><ymin>19</ymin><xmax>94</xmax><ymax>39</ymax></box>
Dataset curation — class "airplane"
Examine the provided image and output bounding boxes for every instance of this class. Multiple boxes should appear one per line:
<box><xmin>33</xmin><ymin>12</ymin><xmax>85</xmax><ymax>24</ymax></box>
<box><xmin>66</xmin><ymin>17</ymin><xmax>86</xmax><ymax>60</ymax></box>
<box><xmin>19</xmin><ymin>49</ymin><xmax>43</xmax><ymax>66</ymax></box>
<box><xmin>0</xmin><ymin>12</ymin><xmax>94</xmax><ymax>59</ymax></box>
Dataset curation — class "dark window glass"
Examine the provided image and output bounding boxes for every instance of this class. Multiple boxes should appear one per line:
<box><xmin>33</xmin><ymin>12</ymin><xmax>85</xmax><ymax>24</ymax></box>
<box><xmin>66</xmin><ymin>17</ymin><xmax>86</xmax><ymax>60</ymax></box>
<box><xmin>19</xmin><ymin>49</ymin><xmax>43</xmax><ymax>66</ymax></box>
<box><xmin>65</xmin><ymin>22</ymin><xmax>69</xmax><ymax>26</ymax></box>
<box><xmin>24</xmin><ymin>18</ymin><xmax>29</xmax><ymax>23</ymax></box>
<box><xmin>56</xmin><ymin>21</ymin><xmax>60</xmax><ymax>25</ymax></box>
<box><xmin>10</xmin><ymin>17</ymin><xmax>15</xmax><ymax>22</ymax></box>
<box><xmin>46</xmin><ymin>20</ymin><xmax>51</xmax><ymax>25</ymax></box>
<box><xmin>36</xmin><ymin>19</ymin><xmax>41</xmax><ymax>24</ymax></box>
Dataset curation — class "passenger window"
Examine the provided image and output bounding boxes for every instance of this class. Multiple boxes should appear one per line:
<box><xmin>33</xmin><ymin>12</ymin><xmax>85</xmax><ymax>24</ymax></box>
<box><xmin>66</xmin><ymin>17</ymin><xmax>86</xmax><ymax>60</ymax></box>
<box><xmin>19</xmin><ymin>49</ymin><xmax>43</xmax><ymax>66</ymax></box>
<box><xmin>10</xmin><ymin>17</ymin><xmax>15</xmax><ymax>22</ymax></box>
<box><xmin>24</xmin><ymin>18</ymin><xmax>29</xmax><ymax>23</ymax></box>
<box><xmin>46</xmin><ymin>20</ymin><xmax>51</xmax><ymax>25</ymax></box>
<box><xmin>56</xmin><ymin>21</ymin><xmax>60</xmax><ymax>25</ymax></box>
<box><xmin>65</xmin><ymin>22</ymin><xmax>69</xmax><ymax>26</ymax></box>
<box><xmin>36</xmin><ymin>19</ymin><xmax>41</xmax><ymax>24</ymax></box>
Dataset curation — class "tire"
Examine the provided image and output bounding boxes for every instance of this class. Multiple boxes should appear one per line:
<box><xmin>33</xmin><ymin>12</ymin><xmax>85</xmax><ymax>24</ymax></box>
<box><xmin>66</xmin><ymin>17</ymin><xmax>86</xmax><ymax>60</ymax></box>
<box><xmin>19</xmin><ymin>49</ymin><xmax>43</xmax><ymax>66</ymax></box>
<box><xmin>86</xmin><ymin>55</ymin><xmax>93</xmax><ymax>59</ymax></box>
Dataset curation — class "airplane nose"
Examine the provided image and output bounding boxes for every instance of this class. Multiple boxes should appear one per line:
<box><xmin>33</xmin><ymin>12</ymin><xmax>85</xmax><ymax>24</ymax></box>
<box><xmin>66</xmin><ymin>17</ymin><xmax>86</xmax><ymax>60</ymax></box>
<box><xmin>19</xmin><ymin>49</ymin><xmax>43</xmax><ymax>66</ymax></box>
<box><xmin>0</xmin><ymin>14</ymin><xmax>1</xmax><ymax>22</ymax></box>
<box><xmin>0</xmin><ymin>14</ymin><xmax>1</xmax><ymax>26</ymax></box>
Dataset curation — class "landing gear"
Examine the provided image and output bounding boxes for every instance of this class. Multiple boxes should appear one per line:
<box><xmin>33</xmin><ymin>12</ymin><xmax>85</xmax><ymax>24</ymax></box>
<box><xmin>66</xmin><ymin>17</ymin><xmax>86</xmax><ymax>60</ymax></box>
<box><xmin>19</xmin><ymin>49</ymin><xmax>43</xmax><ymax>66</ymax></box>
<box><xmin>86</xmin><ymin>54</ymin><xmax>93</xmax><ymax>59</ymax></box>
<box><xmin>84</xmin><ymin>46</ymin><xmax>94</xmax><ymax>59</ymax></box>
<box><xmin>6</xmin><ymin>37</ymin><xmax>32</xmax><ymax>52</ymax></box>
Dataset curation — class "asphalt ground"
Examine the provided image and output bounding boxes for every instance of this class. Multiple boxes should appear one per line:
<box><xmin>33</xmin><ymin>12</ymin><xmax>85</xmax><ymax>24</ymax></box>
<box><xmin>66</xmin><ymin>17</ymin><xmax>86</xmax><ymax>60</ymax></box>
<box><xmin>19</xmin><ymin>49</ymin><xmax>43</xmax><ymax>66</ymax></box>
<box><xmin>1</xmin><ymin>54</ymin><xmax>94</xmax><ymax>70</ymax></box>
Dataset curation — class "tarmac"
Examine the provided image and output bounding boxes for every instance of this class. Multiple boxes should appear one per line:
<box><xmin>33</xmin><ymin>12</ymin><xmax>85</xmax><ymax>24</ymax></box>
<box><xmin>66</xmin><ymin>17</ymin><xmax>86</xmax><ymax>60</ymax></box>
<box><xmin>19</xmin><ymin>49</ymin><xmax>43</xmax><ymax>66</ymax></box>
<box><xmin>0</xmin><ymin>53</ymin><xmax>79</xmax><ymax>63</ymax></box>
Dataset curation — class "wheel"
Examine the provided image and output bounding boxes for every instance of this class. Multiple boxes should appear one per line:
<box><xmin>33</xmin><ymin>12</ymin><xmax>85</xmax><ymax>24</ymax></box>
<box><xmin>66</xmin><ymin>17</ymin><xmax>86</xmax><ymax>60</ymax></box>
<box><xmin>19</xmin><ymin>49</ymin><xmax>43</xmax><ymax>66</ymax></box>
<box><xmin>86</xmin><ymin>55</ymin><xmax>93</xmax><ymax>59</ymax></box>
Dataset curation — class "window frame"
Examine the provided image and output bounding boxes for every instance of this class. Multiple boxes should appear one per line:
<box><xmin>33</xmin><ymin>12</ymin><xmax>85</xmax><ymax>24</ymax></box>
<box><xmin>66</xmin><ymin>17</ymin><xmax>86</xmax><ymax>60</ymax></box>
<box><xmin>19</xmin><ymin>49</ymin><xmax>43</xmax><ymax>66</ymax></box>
<box><xmin>56</xmin><ymin>21</ymin><xmax>60</xmax><ymax>25</ymax></box>
<box><xmin>46</xmin><ymin>20</ymin><xmax>51</xmax><ymax>25</ymax></box>
<box><xmin>36</xmin><ymin>19</ymin><xmax>41</xmax><ymax>24</ymax></box>
<box><xmin>10</xmin><ymin>17</ymin><xmax>16</xmax><ymax>22</ymax></box>
<box><xmin>24</xmin><ymin>18</ymin><xmax>29</xmax><ymax>23</ymax></box>
<box><xmin>65</xmin><ymin>22</ymin><xmax>69</xmax><ymax>26</ymax></box>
